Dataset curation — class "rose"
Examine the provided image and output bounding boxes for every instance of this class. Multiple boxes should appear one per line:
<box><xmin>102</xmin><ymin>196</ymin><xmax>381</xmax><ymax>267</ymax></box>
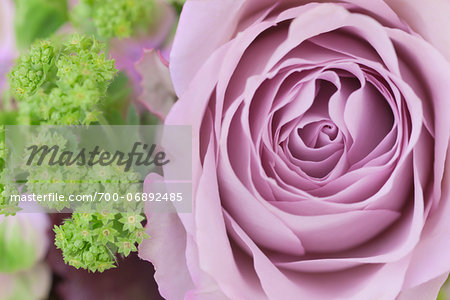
<box><xmin>139</xmin><ymin>0</ymin><xmax>450</xmax><ymax>299</ymax></box>
<box><xmin>140</xmin><ymin>0</ymin><xmax>450</xmax><ymax>299</ymax></box>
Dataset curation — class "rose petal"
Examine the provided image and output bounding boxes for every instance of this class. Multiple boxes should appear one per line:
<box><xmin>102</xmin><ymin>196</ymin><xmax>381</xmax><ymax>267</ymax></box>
<box><xmin>135</xmin><ymin>49</ymin><xmax>176</xmax><ymax>120</ymax></box>
<box><xmin>139</xmin><ymin>173</ymin><xmax>195</xmax><ymax>299</ymax></box>
<box><xmin>385</xmin><ymin>0</ymin><xmax>450</xmax><ymax>61</ymax></box>
<box><xmin>398</xmin><ymin>273</ymin><xmax>449</xmax><ymax>300</ymax></box>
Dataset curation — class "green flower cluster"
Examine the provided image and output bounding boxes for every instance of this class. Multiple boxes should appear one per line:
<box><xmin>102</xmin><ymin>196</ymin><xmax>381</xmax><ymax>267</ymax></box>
<box><xmin>21</xmin><ymin>129</ymin><xmax>148</xmax><ymax>272</ymax></box>
<box><xmin>8</xmin><ymin>35</ymin><xmax>117</xmax><ymax>125</ymax></box>
<box><xmin>23</xmin><ymin>129</ymin><xmax>78</xmax><ymax>211</ymax></box>
<box><xmin>6</xmin><ymin>33</ymin><xmax>148</xmax><ymax>272</ymax></box>
<box><xmin>0</xmin><ymin>126</ymin><xmax>20</xmax><ymax>216</ymax></box>
<box><xmin>73</xmin><ymin>0</ymin><xmax>155</xmax><ymax>39</ymax></box>
<box><xmin>22</xmin><ymin>129</ymin><xmax>142</xmax><ymax>200</ymax></box>
<box><xmin>23</xmin><ymin>130</ymin><xmax>148</xmax><ymax>272</ymax></box>
<box><xmin>54</xmin><ymin>211</ymin><xmax>147</xmax><ymax>272</ymax></box>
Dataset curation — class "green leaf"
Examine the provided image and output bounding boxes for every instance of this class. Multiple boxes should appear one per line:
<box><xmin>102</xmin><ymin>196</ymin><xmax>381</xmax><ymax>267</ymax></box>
<box><xmin>170</xmin><ymin>0</ymin><xmax>185</xmax><ymax>15</ymax></box>
<box><xmin>100</xmin><ymin>72</ymin><xmax>132</xmax><ymax>125</ymax></box>
<box><xmin>0</xmin><ymin>111</ymin><xmax>18</xmax><ymax>125</ymax></box>
<box><xmin>14</xmin><ymin>0</ymin><xmax>68</xmax><ymax>49</ymax></box>
<box><xmin>438</xmin><ymin>277</ymin><xmax>449</xmax><ymax>300</ymax></box>
<box><xmin>126</xmin><ymin>104</ymin><xmax>139</xmax><ymax>125</ymax></box>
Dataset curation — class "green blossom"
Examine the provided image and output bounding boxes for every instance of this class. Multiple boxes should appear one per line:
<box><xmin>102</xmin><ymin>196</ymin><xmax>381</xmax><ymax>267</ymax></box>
<box><xmin>119</xmin><ymin>212</ymin><xmax>145</xmax><ymax>232</ymax></box>
<box><xmin>117</xmin><ymin>237</ymin><xmax>137</xmax><ymax>257</ymax></box>
<box><xmin>72</xmin><ymin>0</ymin><xmax>155</xmax><ymax>39</ymax></box>
<box><xmin>0</xmin><ymin>126</ymin><xmax>20</xmax><ymax>216</ymax></box>
<box><xmin>7</xmin><ymin>33</ymin><xmax>149</xmax><ymax>272</ymax></box>
<box><xmin>54</xmin><ymin>211</ymin><xmax>148</xmax><ymax>272</ymax></box>
<box><xmin>8</xmin><ymin>35</ymin><xmax>117</xmax><ymax>125</ymax></box>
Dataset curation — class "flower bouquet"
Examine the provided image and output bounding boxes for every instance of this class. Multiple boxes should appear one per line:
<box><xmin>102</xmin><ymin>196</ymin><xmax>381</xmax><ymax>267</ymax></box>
<box><xmin>0</xmin><ymin>0</ymin><xmax>449</xmax><ymax>299</ymax></box>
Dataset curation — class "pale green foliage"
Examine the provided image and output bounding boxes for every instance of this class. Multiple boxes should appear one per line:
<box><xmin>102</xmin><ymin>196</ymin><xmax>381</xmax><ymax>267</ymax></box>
<box><xmin>21</xmin><ymin>130</ymin><xmax>147</xmax><ymax>272</ymax></box>
<box><xmin>54</xmin><ymin>211</ymin><xmax>148</xmax><ymax>272</ymax></box>
<box><xmin>23</xmin><ymin>130</ymin><xmax>81</xmax><ymax>211</ymax></box>
<box><xmin>8</xmin><ymin>35</ymin><xmax>117</xmax><ymax>125</ymax></box>
<box><xmin>73</xmin><ymin>0</ymin><xmax>155</xmax><ymax>39</ymax></box>
<box><xmin>14</xmin><ymin>0</ymin><xmax>68</xmax><ymax>49</ymax></box>
<box><xmin>0</xmin><ymin>126</ymin><xmax>20</xmax><ymax>216</ymax></box>
<box><xmin>6</xmin><ymin>33</ymin><xmax>148</xmax><ymax>272</ymax></box>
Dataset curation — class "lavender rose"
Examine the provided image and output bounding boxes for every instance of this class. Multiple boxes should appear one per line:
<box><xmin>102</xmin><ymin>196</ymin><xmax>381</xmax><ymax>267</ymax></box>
<box><xmin>140</xmin><ymin>1</ymin><xmax>450</xmax><ymax>299</ymax></box>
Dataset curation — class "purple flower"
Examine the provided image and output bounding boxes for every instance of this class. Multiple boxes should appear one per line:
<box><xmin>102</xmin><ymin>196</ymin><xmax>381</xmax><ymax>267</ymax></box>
<box><xmin>140</xmin><ymin>1</ymin><xmax>450</xmax><ymax>299</ymax></box>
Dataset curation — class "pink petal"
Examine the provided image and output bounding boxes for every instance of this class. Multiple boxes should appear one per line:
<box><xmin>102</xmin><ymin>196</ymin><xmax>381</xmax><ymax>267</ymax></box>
<box><xmin>384</xmin><ymin>0</ymin><xmax>450</xmax><ymax>61</ymax></box>
<box><xmin>398</xmin><ymin>273</ymin><xmax>449</xmax><ymax>300</ymax></box>
<box><xmin>138</xmin><ymin>173</ymin><xmax>195</xmax><ymax>299</ymax></box>
<box><xmin>135</xmin><ymin>49</ymin><xmax>177</xmax><ymax>120</ymax></box>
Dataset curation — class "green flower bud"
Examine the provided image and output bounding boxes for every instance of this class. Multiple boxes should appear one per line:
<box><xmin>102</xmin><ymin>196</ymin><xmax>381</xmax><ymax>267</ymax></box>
<box><xmin>72</xmin><ymin>0</ymin><xmax>156</xmax><ymax>39</ymax></box>
<box><xmin>54</xmin><ymin>210</ymin><xmax>148</xmax><ymax>272</ymax></box>
<box><xmin>8</xmin><ymin>35</ymin><xmax>117</xmax><ymax>125</ymax></box>
<box><xmin>0</xmin><ymin>213</ymin><xmax>50</xmax><ymax>272</ymax></box>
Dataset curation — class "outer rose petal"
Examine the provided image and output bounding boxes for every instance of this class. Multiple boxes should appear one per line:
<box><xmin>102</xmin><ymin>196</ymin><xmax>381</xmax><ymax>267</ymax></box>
<box><xmin>139</xmin><ymin>174</ymin><xmax>195</xmax><ymax>300</ymax></box>
<box><xmin>140</xmin><ymin>174</ymin><xmax>231</xmax><ymax>300</ymax></box>
<box><xmin>397</xmin><ymin>274</ymin><xmax>449</xmax><ymax>300</ymax></box>
<box><xmin>169</xmin><ymin>0</ymin><xmax>246</xmax><ymax>95</ymax></box>
<box><xmin>400</xmin><ymin>147</ymin><xmax>450</xmax><ymax>290</ymax></box>
<box><xmin>384</xmin><ymin>0</ymin><xmax>450</xmax><ymax>61</ymax></box>
<box><xmin>135</xmin><ymin>49</ymin><xmax>176</xmax><ymax>120</ymax></box>
<box><xmin>151</xmin><ymin>1</ymin><xmax>450</xmax><ymax>299</ymax></box>
<box><xmin>169</xmin><ymin>0</ymin><xmax>405</xmax><ymax>96</ymax></box>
